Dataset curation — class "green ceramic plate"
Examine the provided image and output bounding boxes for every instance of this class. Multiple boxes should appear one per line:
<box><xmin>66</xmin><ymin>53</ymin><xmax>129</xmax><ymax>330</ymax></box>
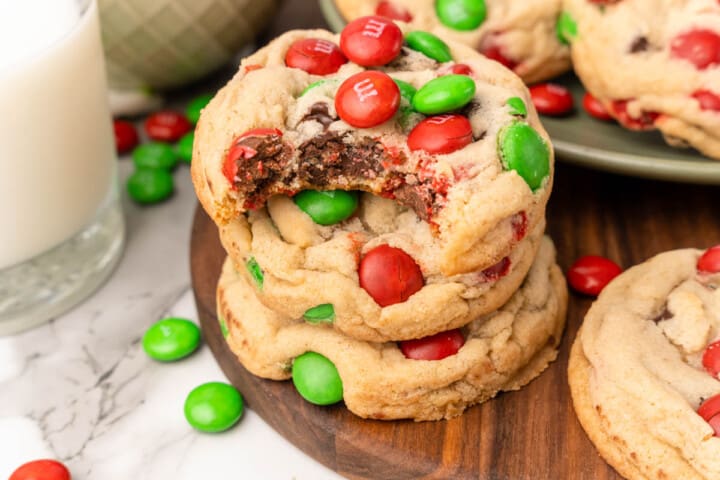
<box><xmin>318</xmin><ymin>0</ymin><xmax>720</xmax><ymax>184</ymax></box>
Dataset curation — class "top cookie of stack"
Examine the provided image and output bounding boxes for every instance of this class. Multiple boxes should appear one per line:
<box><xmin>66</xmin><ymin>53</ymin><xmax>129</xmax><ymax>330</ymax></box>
<box><xmin>191</xmin><ymin>18</ymin><xmax>554</xmax><ymax>277</ymax></box>
<box><xmin>333</xmin><ymin>0</ymin><xmax>572</xmax><ymax>83</ymax></box>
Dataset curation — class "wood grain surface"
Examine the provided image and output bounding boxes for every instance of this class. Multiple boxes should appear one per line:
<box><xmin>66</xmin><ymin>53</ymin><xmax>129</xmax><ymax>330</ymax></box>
<box><xmin>188</xmin><ymin>2</ymin><xmax>720</xmax><ymax>478</ymax></box>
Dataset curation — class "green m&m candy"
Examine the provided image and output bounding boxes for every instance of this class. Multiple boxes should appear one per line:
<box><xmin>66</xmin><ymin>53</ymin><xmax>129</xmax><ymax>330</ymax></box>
<box><xmin>184</xmin><ymin>382</ymin><xmax>244</xmax><ymax>433</ymax></box>
<box><xmin>506</xmin><ymin>97</ymin><xmax>527</xmax><ymax>117</ymax></box>
<box><xmin>143</xmin><ymin>317</ymin><xmax>201</xmax><ymax>362</ymax></box>
<box><xmin>405</xmin><ymin>31</ymin><xmax>453</xmax><ymax>63</ymax></box>
<box><xmin>294</xmin><ymin>190</ymin><xmax>359</xmax><ymax>225</ymax></box>
<box><xmin>246</xmin><ymin>256</ymin><xmax>264</xmax><ymax>289</ymax></box>
<box><xmin>176</xmin><ymin>131</ymin><xmax>194</xmax><ymax>164</ymax></box>
<box><xmin>394</xmin><ymin>79</ymin><xmax>417</xmax><ymax>104</ymax></box>
<box><xmin>292</xmin><ymin>352</ymin><xmax>343</xmax><ymax>405</ymax></box>
<box><xmin>186</xmin><ymin>93</ymin><xmax>214</xmax><ymax>125</ymax></box>
<box><xmin>412</xmin><ymin>75</ymin><xmax>476</xmax><ymax>114</ymax></box>
<box><xmin>556</xmin><ymin>11</ymin><xmax>577</xmax><ymax>45</ymax></box>
<box><xmin>300</xmin><ymin>80</ymin><xmax>327</xmax><ymax>97</ymax></box>
<box><xmin>436</xmin><ymin>0</ymin><xmax>487</xmax><ymax>31</ymax></box>
<box><xmin>132</xmin><ymin>142</ymin><xmax>178</xmax><ymax>170</ymax></box>
<box><xmin>127</xmin><ymin>168</ymin><xmax>174</xmax><ymax>204</ymax></box>
<box><xmin>303</xmin><ymin>304</ymin><xmax>335</xmax><ymax>324</ymax></box>
<box><xmin>498</xmin><ymin>122</ymin><xmax>550</xmax><ymax>191</ymax></box>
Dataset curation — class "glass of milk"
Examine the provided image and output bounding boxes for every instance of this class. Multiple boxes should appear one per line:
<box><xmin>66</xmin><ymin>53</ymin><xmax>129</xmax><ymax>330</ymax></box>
<box><xmin>0</xmin><ymin>0</ymin><xmax>125</xmax><ymax>334</ymax></box>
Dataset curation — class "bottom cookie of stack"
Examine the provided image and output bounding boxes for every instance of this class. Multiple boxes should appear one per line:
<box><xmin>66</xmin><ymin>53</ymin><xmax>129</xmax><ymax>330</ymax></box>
<box><xmin>217</xmin><ymin>237</ymin><xmax>567</xmax><ymax>421</ymax></box>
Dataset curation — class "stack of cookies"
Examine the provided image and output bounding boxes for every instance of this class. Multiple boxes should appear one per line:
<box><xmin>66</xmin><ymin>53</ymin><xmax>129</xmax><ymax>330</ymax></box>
<box><xmin>191</xmin><ymin>16</ymin><xmax>568</xmax><ymax>421</ymax></box>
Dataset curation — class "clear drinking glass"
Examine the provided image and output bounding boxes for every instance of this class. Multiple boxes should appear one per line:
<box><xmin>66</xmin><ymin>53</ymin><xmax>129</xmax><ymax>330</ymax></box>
<box><xmin>0</xmin><ymin>0</ymin><xmax>125</xmax><ymax>334</ymax></box>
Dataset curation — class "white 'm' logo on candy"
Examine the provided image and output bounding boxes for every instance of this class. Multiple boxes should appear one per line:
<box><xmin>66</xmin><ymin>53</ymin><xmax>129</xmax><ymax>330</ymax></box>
<box><xmin>362</xmin><ymin>19</ymin><xmax>387</xmax><ymax>38</ymax></box>
<box><xmin>353</xmin><ymin>78</ymin><xmax>378</xmax><ymax>102</ymax></box>
<box><xmin>427</xmin><ymin>115</ymin><xmax>455</xmax><ymax>125</ymax></box>
<box><xmin>313</xmin><ymin>40</ymin><xmax>335</xmax><ymax>54</ymax></box>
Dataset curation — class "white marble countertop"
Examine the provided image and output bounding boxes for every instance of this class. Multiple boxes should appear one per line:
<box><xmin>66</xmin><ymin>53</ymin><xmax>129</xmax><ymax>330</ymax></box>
<box><xmin>0</xmin><ymin>161</ymin><xmax>343</xmax><ymax>479</ymax></box>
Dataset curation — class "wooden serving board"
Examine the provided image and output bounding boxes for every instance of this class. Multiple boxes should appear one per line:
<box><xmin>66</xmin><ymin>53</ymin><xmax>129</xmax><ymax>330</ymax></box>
<box><xmin>190</xmin><ymin>164</ymin><xmax>720</xmax><ymax>480</ymax></box>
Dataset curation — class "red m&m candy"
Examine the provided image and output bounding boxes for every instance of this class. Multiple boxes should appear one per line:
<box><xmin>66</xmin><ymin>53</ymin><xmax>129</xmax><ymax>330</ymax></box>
<box><xmin>670</xmin><ymin>30</ymin><xmax>720</xmax><ymax>70</ymax></box>
<box><xmin>285</xmin><ymin>38</ymin><xmax>348</xmax><ymax>75</ymax></box>
<box><xmin>399</xmin><ymin>329</ymin><xmax>465</xmax><ymax>360</ymax></box>
<box><xmin>407</xmin><ymin>114</ymin><xmax>473</xmax><ymax>154</ymax></box>
<box><xmin>583</xmin><ymin>92</ymin><xmax>613</xmax><ymax>121</ymax></box>
<box><xmin>698</xmin><ymin>394</ymin><xmax>720</xmax><ymax>437</ymax></box>
<box><xmin>697</xmin><ymin>245</ymin><xmax>720</xmax><ymax>274</ymax></box>
<box><xmin>703</xmin><ymin>341</ymin><xmax>720</xmax><ymax>377</ymax></box>
<box><xmin>359</xmin><ymin>244</ymin><xmax>424</xmax><ymax>307</ymax></box>
<box><xmin>222</xmin><ymin>128</ymin><xmax>283</xmax><ymax>185</ymax></box>
<box><xmin>529</xmin><ymin>83</ymin><xmax>574</xmax><ymax>116</ymax></box>
<box><xmin>480</xmin><ymin>43</ymin><xmax>518</xmax><ymax>71</ymax></box>
<box><xmin>610</xmin><ymin>100</ymin><xmax>659</xmax><ymax>130</ymax></box>
<box><xmin>375</xmin><ymin>1</ymin><xmax>413</xmax><ymax>22</ymax></box>
<box><xmin>145</xmin><ymin>111</ymin><xmax>192</xmax><ymax>142</ymax></box>
<box><xmin>340</xmin><ymin>16</ymin><xmax>403</xmax><ymax>66</ymax></box>
<box><xmin>10</xmin><ymin>459</ymin><xmax>71</xmax><ymax>480</ymax></box>
<box><xmin>567</xmin><ymin>255</ymin><xmax>622</xmax><ymax>296</ymax></box>
<box><xmin>113</xmin><ymin>119</ymin><xmax>138</xmax><ymax>154</ymax></box>
<box><xmin>335</xmin><ymin>71</ymin><xmax>400</xmax><ymax>128</ymax></box>
<box><xmin>693</xmin><ymin>90</ymin><xmax>720</xmax><ymax>112</ymax></box>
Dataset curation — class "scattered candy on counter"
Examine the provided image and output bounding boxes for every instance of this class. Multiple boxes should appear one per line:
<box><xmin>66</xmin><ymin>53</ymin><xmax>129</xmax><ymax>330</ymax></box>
<box><xmin>9</xmin><ymin>459</ymin><xmax>71</xmax><ymax>480</ymax></box>
<box><xmin>340</xmin><ymin>15</ymin><xmax>403</xmax><ymax>67</ymax></box>
<box><xmin>114</xmin><ymin>93</ymin><xmax>215</xmax><ymax>205</ymax></box>
<box><xmin>582</xmin><ymin>92</ymin><xmax>613</xmax><ymax>121</ymax></box>
<box><xmin>303</xmin><ymin>304</ymin><xmax>336</xmax><ymax>324</ymax></box>
<box><xmin>185</xmin><ymin>93</ymin><xmax>214</xmax><ymax>125</ymax></box>
<box><xmin>144</xmin><ymin>110</ymin><xmax>192</xmax><ymax>142</ymax></box>
<box><xmin>284</xmin><ymin>38</ymin><xmax>348</xmax><ymax>75</ymax></box>
<box><xmin>359</xmin><ymin>244</ymin><xmax>424</xmax><ymax>307</ymax></box>
<box><xmin>567</xmin><ymin>255</ymin><xmax>623</xmax><ymax>296</ymax></box>
<box><xmin>435</xmin><ymin>0</ymin><xmax>487</xmax><ymax>31</ymax></box>
<box><xmin>184</xmin><ymin>382</ymin><xmax>244</xmax><ymax>433</ymax></box>
<box><xmin>498</xmin><ymin>122</ymin><xmax>551</xmax><ymax>190</ymax></box>
<box><xmin>335</xmin><ymin>71</ymin><xmax>400</xmax><ymax>128</ymax></box>
<box><xmin>405</xmin><ymin>30</ymin><xmax>452</xmax><ymax>62</ymax></box>
<box><xmin>529</xmin><ymin>83</ymin><xmax>574</xmax><ymax>116</ymax></box>
<box><xmin>142</xmin><ymin>317</ymin><xmax>201</xmax><ymax>362</ymax></box>
<box><xmin>291</xmin><ymin>352</ymin><xmax>344</xmax><ymax>405</ymax></box>
<box><xmin>399</xmin><ymin>329</ymin><xmax>465</xmax><ymax>360</ymax></box>
<box><xmin>132</xmin><ymin>142</ymin><xmax>178</xmax><ymax>170</ymax></box>
<box><xmin>176</xmin><ymin>131</ymin><xmax>195</xmax><ymax>164</ymax></box>
<box><xmin>294</xmin><ymin>190</ymin><xmax>359</xmax><ymax>225</ymax></box>
<box><xmin>113</xmin><ymin>119</ymin><xmax>138</xmax><ymax>155</ymax></box>
<box><xmin>126</xmin><ymin>168</ymin><xmax>174</xmax><ymax>204</ymax></box>
<box><xmin>411</xmin><ymin>74</ymin><xmax>476</xmax><ymax>115</ymax></box>
<box><xmin>697</xmin><ymin>245</ymin><xmax>720</xmax><ymax>273</ymax></box>
<box><xmin>697</xmin><ymin>393</ymin><xmax>720</xmax><ymax>436</ymax></box>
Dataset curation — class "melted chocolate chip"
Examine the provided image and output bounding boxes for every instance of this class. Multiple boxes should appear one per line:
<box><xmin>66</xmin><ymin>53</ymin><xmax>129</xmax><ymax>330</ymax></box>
<box><xmin>629</xmin><ymin>36</ymin><xmax>649</xmax><ymax>53</ymax></box>
<box><xmin>301</xmin><ymin>102</ymin><xmax>336</xmax><ymax>130</ymax></box>
<box><xmin>652</xmin><ymin>305</ymin><xmax>674</xmax><ymax>323</ymax></box>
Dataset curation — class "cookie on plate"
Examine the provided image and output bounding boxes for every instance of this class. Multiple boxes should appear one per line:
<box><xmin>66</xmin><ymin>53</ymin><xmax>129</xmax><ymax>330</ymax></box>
<box><xmin>219</xmin><ymin>236</ymin><xmax>567</xmax><ymax>421</ymax></box>
<box><xmin>562</xmin><ymin>0</ymin><xmax>720</xmax><ymax>160</ymax></box>
<box><xmin>191</xmin><ymin>23</ymin><xmax>554</xmax><ymax>276</ymax></box>
<box><xmin>569</xmin><ymin>245</ymin><xmax>720</xmax><ymax>479</ymax></box>
<box><xmin>333</xmin><ymin>0</ymin><xmax>572</xmax><ymax>83</ymax></box>
<box><xmin>219</xmin><ymin>192</ymin><xmax>544</xmax><ymax>342</ymax></box>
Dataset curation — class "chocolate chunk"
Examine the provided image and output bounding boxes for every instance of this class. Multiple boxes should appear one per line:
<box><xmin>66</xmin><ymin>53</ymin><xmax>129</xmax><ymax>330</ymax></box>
<box><xmin>232</xmin><ymin>133</ymin><xmax>293</xmax><ymax>209</ymax></box>
<box><xmin>652</xmin><ymin>305</ymin><xmax>673</xmax><ymax>323</ymax></box>
<box><xmin>301</xmin><ymin>102</ymin><xmax>336</xmax><ymax>130</ymax></box>
<box><xmin>629</xmin><ymin>36</ymin><xmax>649</xmax><ymax>53</ymax></box>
